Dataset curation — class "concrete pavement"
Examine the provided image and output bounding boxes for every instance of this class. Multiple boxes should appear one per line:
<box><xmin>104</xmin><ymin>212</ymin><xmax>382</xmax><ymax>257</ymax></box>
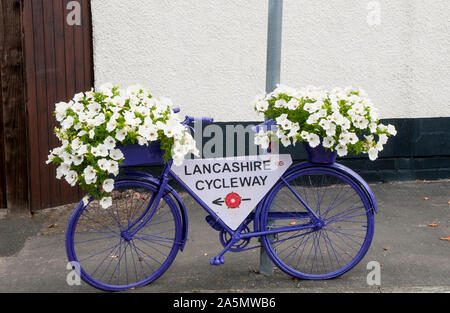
<box><xmin>0</xmin><ymin>180</ymin><xmax>449</xmax><ymax>293</ymax></box>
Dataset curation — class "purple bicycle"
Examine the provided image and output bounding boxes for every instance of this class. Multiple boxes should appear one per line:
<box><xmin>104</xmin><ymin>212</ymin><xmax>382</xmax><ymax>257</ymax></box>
<box><xmin>66</xmin><ymin>116</ymin><xmax>376</xmax><ymax>291</ymax></box>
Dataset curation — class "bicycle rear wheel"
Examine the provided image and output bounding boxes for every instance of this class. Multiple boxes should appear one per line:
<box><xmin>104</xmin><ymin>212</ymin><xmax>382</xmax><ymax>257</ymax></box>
<box><xmin>66</xmin><ymin>180</ymin><xmax>182</xmax><ymax>291</ymax></box>
<box><xmin>260</xmin><ymin>166</ymin><xmax>375</xmax><ymax>280</ymax></box>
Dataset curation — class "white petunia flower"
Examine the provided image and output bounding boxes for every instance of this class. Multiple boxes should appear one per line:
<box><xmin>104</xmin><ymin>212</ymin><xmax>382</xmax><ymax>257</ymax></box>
<box><xmin>336</xmin><ymin>144</ymin><xmax>348</xmax><ymax>157</ymax></box>
<box><xmin>65</xmin><ymin>171</ymin><xmax>78</xmax><ymax>187</ymax></box>
<box><xmin>56</xmin><ymin>163</ymin><xmax>70</xmax><ymax>179</ymax></box>
<box><xmin>306</xmin><ymin>114</ymin><xmax>319</xmax><ymax>125</ymax></box>
<box><xmin>61</xmin><ymin>116</ymin><xmax>74</xmax><ymax>130</ymax></box>
<box><xmin>326</xmin><ymin>123</ymin><xmax>337</xmax><ymax>137</ymax></box>
<box><xmin>368</xmin><ymin>147</ymin><xmax>379</xmax><ymax>161</ymax></box>
<box><xmin>172</xmin><ymin>153</ymin><xmax>185</xmax><ymax>166</ymax></box>
<box><xmin>280</xmin><ymin>136</ymin><xmax>291</xmax><ymax>147</ymax></box>
<box><xmin>136</xmin><ymin>136</ymin><xmax>148</xmax><ymax>146</ymax></box>
<box><xmin>100</xmin><ymin>197</ymin><xmax>113</xmax><ymax>209</ymax></box>
<box><xmin>387</xmin><ymin>124</ymin><xmax>397</xmax><ymax>136</ymax></box>
<box><xmin>115</xmin><ymin>128</ymin><xmax>127</xmax><ymax>142</ymax></box>
<box><xmin>95</xmin><ymin>144</ymin><xmax>109</xmax><ymax>157</ymax></box>
<box><xmin>102</xmin><ymin>179</ymin><xmax>115</xmax><ymax>193</ymax></box>
<box><xmin>109</xmin><ymin>149</ymin><xmax>124</xmax><ymax>161</ymax></box>
<box><xmin>72</xmin><ymin>102</ymin><xmax>85</xmax><ymax>115</ymax></box>
<box><xmin>83</xmin><ymin>166</ymin><xmax>97</xmax><ymax>184</ymax></box>
<box><xmin>319</xmin><ymin>119</ymin><xmax>331</xmax><ymax>130</ymax></box>
<box><xmin>274</xmin><ymin>99</ymin><xmax>287</xmax><ymax>108</ymax></box>
<box><xmin>323</xmin><ymin>136</ymin><xmax>335</xmax><ymax>148</ymax></box>
<box><xmin>378</xmin><ymin>134</ymin><xmax>388</xmax><ymax>145</ymax></box>
<box><xmin>104</xmin><ymin>136</ymin><xmax>116</xmax><ymax>150</ymax></box>
<box><xmin>376</xmin><ymin>142</ymin><xmax>384</xmax><ymax>152</ymax></box>
<box><xmin>93</xmin><ymin>113</ymin><xmax>106</xmax><ymax>127</ymax></box>
<box><xmin>55</xmin><ymin>101</ymin><xmax>69</xmax><ymax>115</ymax></box>
<box><xmin>300</xmin><ymin>131</ymin><xmax>309</xmax><ymax>140</ymax></box>
<box><xmin>308</xmin><ymin>134</ymin><xmax>320</xmax><ymax>148</ymax></box>
<box><xmin>347</xmin><ymin>133</ymin><xmax>359</xmax><ymax>145</ymax></box>
<box><xmin>256</xmin><ymin>100</ymin><xmax>269</xmax><ymax>112</ymax></box>
<box><xmin>107</xmin><ymin>160</ymin><xmax>119</xmax><ymax>176</ymax></box>
<box><xmin>106</xmin><ymin>119</ymin><xmax>118</xmax><ymax>132</ymax></box>
<box><xmin>87</xmin><ymin>102</ymin><xmax>101</xmax><ymax>114</ymax></box>
<box><xmin>73</xmin><ymin>155</ymin><xmax>84</xmax><ymax>166</ymax></box>
<box><xmin>339</xmin><ymin>133</ymin><xmax>350</xmax><ymax>145</ymax></box>
<box><xmin>71</xmin><ymin>138</ymin><xmax>82</xmax><ymax>151</ymax></box>
<box><xmin>254</xmin><ymin>130</ymin><xmax>271</xmax><ymax>150</ymax></box>
<box><xmin>82</xmin><ymin>196</ymin><xmax>90</xmax><ymax>206</ymax></box>
<box><xmin>287</xmin><ymin>99</ymin><xmax>300</xmax><ymax>110</ymax></box>
<box><xmin>76</xmin><ymin>145</ymin><xmax>88</xmax><ymax>156</ymax></box>
<box><xmin>97</xmin><ymin>159</ymin><xmax>109</xmax><ymax>171</ymax></box>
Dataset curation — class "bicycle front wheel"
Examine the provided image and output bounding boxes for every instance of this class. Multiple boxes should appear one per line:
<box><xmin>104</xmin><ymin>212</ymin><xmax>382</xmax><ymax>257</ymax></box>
<box><xmin>66</xmin><ymin>180</ymin><xmax>183</xmax><ymax>291</ymax></box>
<box><xmin>260</xmin><ymin>166</ymin><xmax>375</xmax><ymax>280</ymax></box>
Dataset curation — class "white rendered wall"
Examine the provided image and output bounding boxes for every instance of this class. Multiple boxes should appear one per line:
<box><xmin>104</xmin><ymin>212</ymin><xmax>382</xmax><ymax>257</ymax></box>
<box><xmin>91</xmin><ymin>0</ymin><xmax>450</xmax><ymax>122</ymax></box>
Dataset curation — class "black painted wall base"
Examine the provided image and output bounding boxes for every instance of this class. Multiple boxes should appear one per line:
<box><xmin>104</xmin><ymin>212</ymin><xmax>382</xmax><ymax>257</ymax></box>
<box><xmin>121</xmin><ymin>117</ymin><xmax>450</xmax><ymax>184</ymax></box>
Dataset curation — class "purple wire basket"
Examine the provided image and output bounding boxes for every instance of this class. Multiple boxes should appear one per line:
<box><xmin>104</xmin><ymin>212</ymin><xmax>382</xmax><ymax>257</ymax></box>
<box><xmin>304</xmin><ymin>142</ymin><xmax>337</xmax><ymax>164</ymax></box>
<box><xmin>118</xmin><ymin>141</ymin><xmax>165</xmax><ymax>166</ymax></box>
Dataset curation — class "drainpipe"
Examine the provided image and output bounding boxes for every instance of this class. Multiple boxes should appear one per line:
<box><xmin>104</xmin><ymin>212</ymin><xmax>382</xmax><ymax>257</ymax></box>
<box><xmin>260</xmin><ymin>0</ymin><xmax>283</xmax><ymax>275</ymax></box>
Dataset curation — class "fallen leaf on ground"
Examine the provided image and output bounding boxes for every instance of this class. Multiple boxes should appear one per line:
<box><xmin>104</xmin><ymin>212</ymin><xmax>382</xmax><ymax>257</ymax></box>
<box><xmin>428</xmin><ymin>222</ymin><xmax>439</xmax><ymax>227</ymax></box>
<box><xmin>439</xmin><ymin>236</ymin><xmax>450</xmax><ymax>241</ymax></box>
<box><xmin>383</xmin><ymin>247</ymin><xmax>388</xmax><ymax>251</ymax></box>
<box><xmin>48</xmin><ymin>224</ymin><xmax>57</xmax><ymax>229</ymax></box>
<box><xmin>423</xmin><ymin>197</ymin><xmax>430</xmax><ymax>201</ymax></box>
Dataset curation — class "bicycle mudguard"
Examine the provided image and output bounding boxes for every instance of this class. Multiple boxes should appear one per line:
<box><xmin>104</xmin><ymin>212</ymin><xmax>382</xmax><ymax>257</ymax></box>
<box><xmin>282</xmin><ymin>162</ymin><xmax>378</xmax><ymax>214</ymax></box>
<box><xmin>122</xmin><ymin>171</ymin><xmax>189</xmax><ymax>251</ymax></box>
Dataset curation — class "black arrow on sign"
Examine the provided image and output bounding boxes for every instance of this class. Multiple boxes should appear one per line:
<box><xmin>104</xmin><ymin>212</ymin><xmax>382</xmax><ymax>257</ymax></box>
<box><xmin>213</xmin><ymin>198</ymin><xmax>225</xmax><ymax>206</ymax></box>
<box><xmin>212</xmin><ymin>198</ymin><xmax>252</xmax><ymax>206</ymax></box>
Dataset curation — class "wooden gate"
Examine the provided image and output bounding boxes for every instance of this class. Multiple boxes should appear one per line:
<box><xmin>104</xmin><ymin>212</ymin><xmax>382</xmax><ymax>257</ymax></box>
<box><xmin>0</xmin><ymin>0</ymin><xmax>94</xmax><ymax>213</ymax></box>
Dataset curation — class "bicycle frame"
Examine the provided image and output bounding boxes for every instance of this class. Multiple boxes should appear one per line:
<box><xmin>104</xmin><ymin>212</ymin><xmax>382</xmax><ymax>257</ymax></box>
<box><xmin>123</xmin><ymin>159</ymin><xmax>322</xmax><ymax>260</ymax></box>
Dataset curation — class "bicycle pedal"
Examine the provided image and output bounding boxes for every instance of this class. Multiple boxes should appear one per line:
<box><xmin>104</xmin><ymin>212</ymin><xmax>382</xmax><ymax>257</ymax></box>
<box><xmin>210</xmin><ymin>256</ymin><xmax>225</xmax><ymax>266</ymax></box>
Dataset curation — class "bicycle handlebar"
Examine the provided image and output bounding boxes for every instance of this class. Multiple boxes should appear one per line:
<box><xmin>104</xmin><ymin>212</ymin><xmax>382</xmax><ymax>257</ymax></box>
<box><xmin>183</xmin><ymin>116</ymin><xmax>214</xmax><ymax>125</ymax></box>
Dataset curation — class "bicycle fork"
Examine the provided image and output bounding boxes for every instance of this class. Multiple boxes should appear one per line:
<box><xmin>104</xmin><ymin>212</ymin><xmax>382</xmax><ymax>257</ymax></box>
<box><xmin>121</xmin><ymin>162</ymin><xmax>172</xmax><ymax>241</ymax></box>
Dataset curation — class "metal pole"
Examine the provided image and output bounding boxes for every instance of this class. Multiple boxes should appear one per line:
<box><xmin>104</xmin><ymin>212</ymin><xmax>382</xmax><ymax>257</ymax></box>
<box><xmin>260</xmin><ymin>0</ymin><xmax>283</xmax><ymax>276</ymax></box>
<box><xmin>265</xmin><ymin>0</ymin><xmax>283</xmax><ymax>93</ymax></box>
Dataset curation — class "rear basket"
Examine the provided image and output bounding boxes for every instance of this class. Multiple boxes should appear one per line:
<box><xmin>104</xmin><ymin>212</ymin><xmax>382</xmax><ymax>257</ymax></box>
<box><xmin>118</xmin><ymin>141</ymin><xmax>165</xmax><ymax>167</ymax></box>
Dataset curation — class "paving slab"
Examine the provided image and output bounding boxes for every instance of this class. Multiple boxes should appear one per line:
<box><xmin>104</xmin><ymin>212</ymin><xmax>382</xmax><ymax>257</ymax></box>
<box><xmin>0</xmin><ymin>180</ymin><xmax>449</xmax><ymax>293</ymax></box>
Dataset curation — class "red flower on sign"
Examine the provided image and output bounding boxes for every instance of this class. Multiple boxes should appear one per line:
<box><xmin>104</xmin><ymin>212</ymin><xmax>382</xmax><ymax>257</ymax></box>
<box><xmin>225</xmin><ymin>192</ymin><xmax>242</xmax><ymax>209</ymax></box>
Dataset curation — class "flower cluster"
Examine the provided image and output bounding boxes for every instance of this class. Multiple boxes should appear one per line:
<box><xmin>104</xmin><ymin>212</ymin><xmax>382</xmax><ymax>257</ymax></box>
<box><xmin>47</xmin><ymin>83</ymin><xmax>198</xmax><ymax>208</ymax></box>
<box><xmin>253</xmin><ymin>85</ymin><xmax>397</xmax><ymax>160</ymax></box>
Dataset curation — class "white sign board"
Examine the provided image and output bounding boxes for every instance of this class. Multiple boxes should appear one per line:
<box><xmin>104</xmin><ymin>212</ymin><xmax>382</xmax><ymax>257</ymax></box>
<box><xmin>172</xmin><ymin>154</ymin><xmax>292</xmax><ymax>230</ymax></box>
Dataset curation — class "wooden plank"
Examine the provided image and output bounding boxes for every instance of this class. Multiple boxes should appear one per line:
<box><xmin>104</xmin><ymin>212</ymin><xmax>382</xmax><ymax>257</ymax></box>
<box><xmin>52</xmin><ymin>0</ymin><xmax>67</xmax><ymax>206</ymax></box>
<box><xmin>23</xmin><ymin>0</ymin><xmax>40</xmax><ymax>210</ymax></box>
<box><xmin>0</xmin><ymin>0</ymin><xmax>30</xmax><ymax>213</ymax></box>
<box><xmin>73</xmin><ymin>0</ymin><xmax>85</xmax><ymax>203</ymax></box>
<box><xmin>61</xmin><ymin>0</ymin><xmax>78</xmax><ymax>204</ymax></box>
<box><xmin>42</xmin><ymin>0</ymin><xmax>60</xmax><ymax>207</ymax></box>
<box><xmin>31</xmin><ymin>0</ymin><xmax>51</xmax><ymax>209</ymax></box>
<box><xmin>81</xmin><ymin>0</ymin><xmax>93</xmax><ymax>91</ymax></box>
<box><xmin>0</xmin><ymin>2</ymin><xmax>5</xmax><ymax>209</ymax></box>
<box><xmin>22</xmin><ymin>0</ymin><xmax>94</xmax><ymax>211</ymax></box>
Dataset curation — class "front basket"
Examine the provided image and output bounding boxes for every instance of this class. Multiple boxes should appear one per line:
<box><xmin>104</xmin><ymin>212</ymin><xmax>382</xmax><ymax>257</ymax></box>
<box><xmin>304</xmin><ymin>142</ymin><xmax>337</xmax><ymax>164</ymax></box>
<box><xmin>118</xmin><ymin>141</ymin><xmax>165</xmax><ymax>167</ymax></box>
